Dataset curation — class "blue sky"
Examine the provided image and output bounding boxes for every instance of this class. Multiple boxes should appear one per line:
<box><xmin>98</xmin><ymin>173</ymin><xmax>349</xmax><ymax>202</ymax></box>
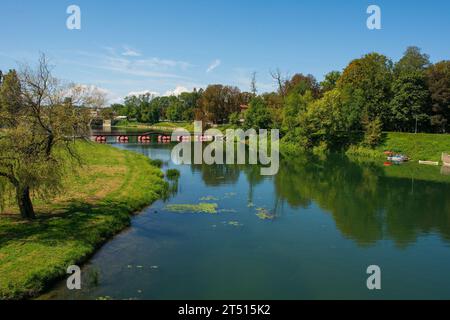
<box><xmin>1</xmin><ymin>0</ymin><xmax>450</xmax><ymax>103</ymax></box>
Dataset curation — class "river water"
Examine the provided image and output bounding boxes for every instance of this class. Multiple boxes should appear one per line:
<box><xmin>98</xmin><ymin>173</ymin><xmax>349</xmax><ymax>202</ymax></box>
<box><xmin>41</xmin><ymin>129</ymin><xmax>450</xmax><ymax>300</ymax></box>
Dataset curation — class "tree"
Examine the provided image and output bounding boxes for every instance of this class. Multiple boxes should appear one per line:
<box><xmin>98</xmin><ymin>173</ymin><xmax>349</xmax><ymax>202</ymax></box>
<box><xmin>229</xmin><ymin>112</ymin><xmax>241</xmax><ymax>126</ymax></box>
<box><xmin>100</xmin><ymin>107</ymin><xmax>114</xmax><ymax>120</ymax></box>
<box><xmin>284</xmin><ymin>73</ymin><xmax>321</xmax><ymax>98</ymax></box>
<box><xmin>270</xmin><ymin>69</ymin><xmax>289</xmax><ymax>97</ymax></box>
<box><xmin>135</xmin><ymin>93</ymin><xmax>159</xmax><ymax>124</ymax></box>
<box><xmin>338</xmin><ymin>52</ymin><xmax>394</xmax><ymax>127</ymax></box>
<box><xmin>178</xmin><ymin>90</ymin><xmax>201</xmax><ymax>121</ymax></box>
<box><xmin>197</xmin><ymin>85</ymin><xmax>242</xmax><ymax>124</ymax></box>
<box><xmin>394</xmin><ymin>46</ymin><xmax>430</xmax><ymax>77</ymax></box>
<box><xmin>297</xmin><ymin>89</ymin><xmax>348</xmax><ymax>150</ymax></box>
<box><xmin>426</xmin><ymin>61</ymin><xmax>450</xmax><ymax>133</ymax></box>
<box><xmin>320</xmin><ymin>71</ymin><xmax>341</xmax><ymax>93</ymax></box>
<box><xmin>244</xmin><ymin>97</ymin><xmax>273</xmax><ymax>130</ymax></box>
<box><xmin>0</xmin><ymin>55</ymin><xmax>95</xmax><ymax>219</ymax></box>
<box><xmin>363</xmin><ymin>117</ymin><xmax>383</xmax><ymax>147</ymax></box>
<box><xmin>390</xmin><ymin>72</ymin><xmax>430</xmax><ymax>132</ymax></box>
<box><xmin>165</xmin><ymin>97</ymin><xmax>184</xmax><ymax>121</ymax></box>
<box><xmin>123</xmin><ymin>95</ymin><xmax>140</xmax><ymax>120</ymax></box>
<box><xmin>110</xmin><ymin>103</ymin><xmax>126</xmax><ymax>116</ymax></box>
<box><xmin>282</xmin><ymin>90</ymin><xmax>313</xmax><ymax>133</ymax></box>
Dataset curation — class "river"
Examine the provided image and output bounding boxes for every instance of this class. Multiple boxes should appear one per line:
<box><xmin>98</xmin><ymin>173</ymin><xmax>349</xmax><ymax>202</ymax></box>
<box><xmin>40</xmin><ymin>128</ymin><xmax>450</xmax><ymax>300</ymax></box>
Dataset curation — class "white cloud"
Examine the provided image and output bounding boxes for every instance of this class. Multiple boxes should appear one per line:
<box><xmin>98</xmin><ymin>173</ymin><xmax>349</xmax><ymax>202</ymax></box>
<box><xmin>206</xmin><ymin>59</ymin><xmax>221</xmax><ymax>73</ymax></box>
<box><xmin>164</xmin><ymin>86</ymin><xmax>190</xmax><ymax>96</ymax></box>
<box><xmin>122</xmin><ymin>46</ymin><xmax>141</xmax><ymax>57</ymax></box>
<box><xmin>134</xmin><ymin>58</ymin><xmax>191</xmax><ymax>70</ymax></box>
<box><xmin>71</xmin><ymin>49</ymin><xmax>191</xmax><ymax>79</ymax></box>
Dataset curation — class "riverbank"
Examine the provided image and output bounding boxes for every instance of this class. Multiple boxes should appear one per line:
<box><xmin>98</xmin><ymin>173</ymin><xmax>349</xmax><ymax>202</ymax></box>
<box><xmin>0</xmin><ymin>142</ymin><xmax>167</xmax><ymax>299</ymax></box>
<box><xmin>346</xmin><ymin>132</ymin><xmax>450</xmax><ymax>162</ymax></box>
<box><xmin>114</xmin><ymin>120</ymin><xmax>194</xmax><ymax>133</ymax></box>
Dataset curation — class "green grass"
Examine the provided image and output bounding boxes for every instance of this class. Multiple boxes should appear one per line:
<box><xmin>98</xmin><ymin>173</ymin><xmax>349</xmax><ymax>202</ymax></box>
<box><xmin>114</xmin><ymin>120</ymin><xmax>194</xmax><ymax>132</ymax></box>
<box><xmin>347</xmin><ymin>132</ymin><xmax>450</xmax><ymax>162</ymax></box>
<box><xmin>0</xmin><ymin>142</ymin><xmax>167</xmax><ymax>300</ymax></box>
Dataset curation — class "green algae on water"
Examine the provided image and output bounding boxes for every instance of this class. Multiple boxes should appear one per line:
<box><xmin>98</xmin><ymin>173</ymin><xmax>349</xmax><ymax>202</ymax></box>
<box><xmin>200</xmin><ymin>196</ymin><xmax>219</xmax><ymax>201</ymax></box>
<box><xmin>255</xmin><ymin>208</ymin><xmax>275</xmax><ymax>220</ymax></box>
<box><xmin>164</xmin><ymin>203</ymin><xmax>218</xmax><ymax>214</ymax></box>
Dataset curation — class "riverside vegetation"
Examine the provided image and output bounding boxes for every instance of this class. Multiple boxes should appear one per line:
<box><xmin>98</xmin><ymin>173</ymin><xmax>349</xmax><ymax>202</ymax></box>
<box><xmin>103</xmin><ymin>46</ymin><xmax>450</xmax><ymax>161</ymax></box>
<box><xmin>0</xmin><ymin>56</ymin><xmax>167</xmax><ymax>299</ymax></box>
<box><xmin>0</xmin><ymin>142</ymin><xmax>167</xmax><ymax>299</ymax></box>
<box><xmin>1</xmin><ymin>46</ymin><xmax>450</xmax><ymax>299</ymax></box>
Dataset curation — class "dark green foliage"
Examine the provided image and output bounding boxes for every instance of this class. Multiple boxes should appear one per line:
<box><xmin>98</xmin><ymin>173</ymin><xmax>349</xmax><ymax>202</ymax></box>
<box><xmin>149</xmin><ymin>159</ymin><xmax>163</xmax><ymax>168</ymax></box>
<box><xmin>228</xmin><ymin>112</ymin><xmax>241</xmax><ymax>126</ymax></box>
<box><xmin>394</xmin><ymin>46</ymin><xmax>430</xmax><ymax>77</ymax></box>
<box><xmin>426</xmin><ymin>61</ymin><xmax>450</xmax><ymax>133</ymax></box>
<box><xmin>338</xmin><ymin>53</ymin><xmax>394</xmax><ymax>127</ymax></box>
<box><xmin>363</xmin><ymin>118</ymin><xmax>383</xmax><ymax>147</ymax></box>
<box><xmin>244</xmin><ymin>97</ymin><xmax>273</xmax><ymax>130</ymax></box>
<box><xmin>166</xmin><ymin>169</ymin><xmax>181</xmax><ymax>180</ymax></box>
<box><xmin>320</xmin><ymin>71</ymin><xmax>341</xmax><ymax>93</ymax></box>
<box><xmin>390</xmin><ymin>72</ymin><xmax>430</xmax><ymax>132</ymax></box>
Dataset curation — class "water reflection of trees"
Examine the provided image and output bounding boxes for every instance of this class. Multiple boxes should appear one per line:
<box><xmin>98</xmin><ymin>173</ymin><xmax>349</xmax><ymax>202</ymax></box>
<box><xmin>191</xmin><ymin>163</ymin><xmax>241</xmax><ymax>186</ymax></box>
<box><xmin>148</xmin><ymin>141</ymin><xmax>450</xmax><ymax>247</ymax></box>
<box><xmin>275</xmin><ymin>154</ymin><xmax>450</xmax><ymax>247</ymax></box>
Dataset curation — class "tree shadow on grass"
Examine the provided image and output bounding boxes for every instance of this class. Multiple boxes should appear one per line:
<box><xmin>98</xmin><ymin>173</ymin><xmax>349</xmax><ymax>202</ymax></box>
<box><xmin>0</xmin><ymin>199</ymin><xmax>136</xmax><ymax>250</ymax></box>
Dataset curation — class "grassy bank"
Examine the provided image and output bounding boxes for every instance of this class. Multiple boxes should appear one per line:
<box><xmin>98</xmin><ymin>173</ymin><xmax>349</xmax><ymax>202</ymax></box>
<box><xmin>346</xmin><ymin>132</ymin><xmax>450</xmax><ymax>162</ymax></box>
<box><xmin>114</xmin><ymin>120</ymin><xmax>194</xmax><ymax>132</ymax></box>
<box><xmin>0</xmin><ymin>142</ymin><xmax>167</xmax><ymax>299</ymax></box>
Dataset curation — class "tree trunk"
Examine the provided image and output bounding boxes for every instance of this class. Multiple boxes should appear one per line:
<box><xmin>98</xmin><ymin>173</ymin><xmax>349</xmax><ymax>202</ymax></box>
<box><xmin>16</xmin><ymin>185</ymin><xmax>35</xmax><ymax>220</ymax></box>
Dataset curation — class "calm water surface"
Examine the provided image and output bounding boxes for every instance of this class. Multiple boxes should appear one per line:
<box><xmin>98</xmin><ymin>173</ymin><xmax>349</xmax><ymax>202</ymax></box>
<box><xmin>41</xmin><ymin>129</ymin><xmax>450</xmax><ymax>299</ymax></box>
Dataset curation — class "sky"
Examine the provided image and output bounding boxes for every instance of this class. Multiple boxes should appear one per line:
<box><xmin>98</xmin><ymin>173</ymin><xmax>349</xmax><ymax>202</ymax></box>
<box><xmin>1</xmin><ymin>0</ymin><xmax>450</xmax><ymax>103</ymax></box>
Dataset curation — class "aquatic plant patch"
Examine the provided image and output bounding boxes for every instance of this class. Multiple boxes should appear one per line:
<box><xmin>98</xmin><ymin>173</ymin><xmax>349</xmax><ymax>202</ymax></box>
<box><xmin>164</xmin><ymin>203</ymin><xmax>218</xmax><ymax>214</ymax></box>
<box><xmin>255</xmin><ymin>208</ymin><xmax>275</xmax><ymax>220</ymax></box>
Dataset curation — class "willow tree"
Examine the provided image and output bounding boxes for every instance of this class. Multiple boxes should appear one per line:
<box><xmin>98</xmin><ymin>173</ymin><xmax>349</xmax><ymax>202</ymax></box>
<box><xmin>0</xmin><ymin>55</ymin><xmax>100</xmax><ymax>219</ymax></box>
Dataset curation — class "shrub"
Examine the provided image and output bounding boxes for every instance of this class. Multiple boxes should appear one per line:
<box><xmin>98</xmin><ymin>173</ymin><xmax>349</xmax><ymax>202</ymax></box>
<box><xmin>149</xmin><ymin>159</ymin><xmax>163</xmax><ymax>168</ymax></box>
<box><xmin>363</xmin><ymin>118</ymin><xmax>383</xmax><ymax>147</ymax></box>
<box><xmin>166</xmin><ymin>169</ymin><xmax>180</xmax><ymax>180</ymax></box>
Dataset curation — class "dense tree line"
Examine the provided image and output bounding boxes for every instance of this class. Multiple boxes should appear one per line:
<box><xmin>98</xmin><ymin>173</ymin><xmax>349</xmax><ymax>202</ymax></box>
<box><xmin>108</xmin><ymin>85</ymin><xmax>252</xmax><ymax>125</ymax></box>
<box><xmin>246</xmin><ymin>46</ymin><xmax>450</xmax><ymax>152</ymax></box>
<box><xmin>106</xmin><ymin>46</ymin><xmax>449</xmax><ymax>151</ymax></box>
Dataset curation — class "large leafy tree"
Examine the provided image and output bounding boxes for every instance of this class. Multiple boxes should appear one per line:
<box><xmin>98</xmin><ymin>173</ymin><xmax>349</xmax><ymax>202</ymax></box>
<box><xmin>0</xmin><ymin>55</ymin><xmax>96</xmax><ymax>219</ymax></box>
<box><xmin>390</xmin><ymin>72</ymin><xmax>430</xmax><ymax>132</ymax></box>
<box><xmin>297</xmin><ymin>89</ymin><xmax>348</xmax><ymax>150</ymax></box>
<box><xmin>197</xmin><ymin>85</ymin><xmax>243</xmax><ymax>124</ymax></box>
<box><xmin>282</xmin><ymin>90</ymin><xmax>313</xmax><ymax>133</ymax></box>
<box><xmin>426</xmin><ymin>61</ymin><xmax>450</xmax><ymax>133</ymax></box>
<box><xmin>320</xmin><ymin>71</ymin><xmax>341</xmax><ymax>93</ymax></box>
<box><xmin>178</xmin><ymin>90</ymin><xmax>201</xmax><ymax>121</ymax></box>
<box><xmin>394</xmin><ymin>46</ymin><xmax>430</xmax><ymax>77</ymax></box>
<box><xmin>244</xmin><ymin>97</ymin><xmax>273</xmax><ymax>130</ymax></box>
<box><xmin>284</xmin><ymin>73</ymin><xmax>321</xmax><ymax>98</ymax></box>
<box><xmin>338</xmin><ymin>52</ymin><xmax>394</xmax><ymax>127</ymax></box>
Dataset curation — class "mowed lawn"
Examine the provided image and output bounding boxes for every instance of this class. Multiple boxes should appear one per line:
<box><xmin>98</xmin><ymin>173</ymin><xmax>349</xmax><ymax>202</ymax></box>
<box><xmin>347</xmin><ymin>132</ymin><xmax>450</xmax><ymax>162</ymax></box>
<box><xmin>0</xmin><ymin>142</ymin><xmax>167</xmax><ymax>299</ymax></box>
<box><xmin>377</xmin><ymin>132</ymin><xmax>450</xmax><ymax>162</ymax></box>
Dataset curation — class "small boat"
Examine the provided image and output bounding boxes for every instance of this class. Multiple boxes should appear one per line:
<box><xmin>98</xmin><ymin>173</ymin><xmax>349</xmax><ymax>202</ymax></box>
<box><xmin>442</xmin><ymin>153</ymin><xmax>450</xmax><ymax>167</ymax></box>
<box><xmin>387</xmin><ymin>154</ymin><xmax>409</xmax><ymax>162</ymax></box>
<box><xmin>419</xmin><ymin>160</ymin><xmax>439</xmax><ymax>166</ymax></box>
